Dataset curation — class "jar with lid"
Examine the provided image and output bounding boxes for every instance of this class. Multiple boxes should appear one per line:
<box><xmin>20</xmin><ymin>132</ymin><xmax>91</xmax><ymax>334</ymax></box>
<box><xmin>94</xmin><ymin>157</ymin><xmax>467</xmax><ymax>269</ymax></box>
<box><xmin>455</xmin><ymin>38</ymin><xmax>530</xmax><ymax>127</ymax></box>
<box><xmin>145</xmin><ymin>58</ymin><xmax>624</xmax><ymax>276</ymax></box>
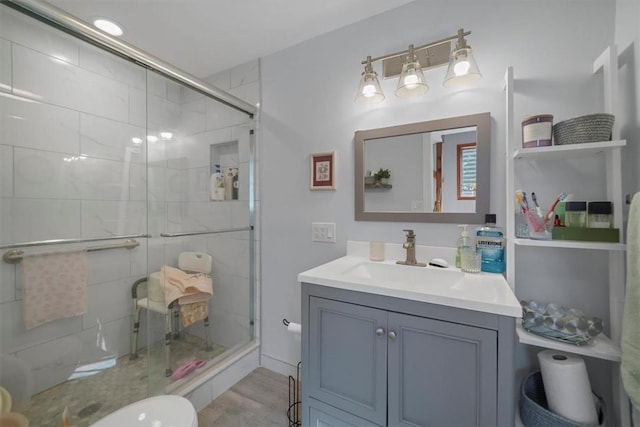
<box><xmin>564</xmin><ymin>201</ymin><xmax>587</xmax><ymax>227</ymax></box>
<box><xmin>588</xmin><ymin>201</ymin><xmax>613</xmax><ymax>228</ymax></box>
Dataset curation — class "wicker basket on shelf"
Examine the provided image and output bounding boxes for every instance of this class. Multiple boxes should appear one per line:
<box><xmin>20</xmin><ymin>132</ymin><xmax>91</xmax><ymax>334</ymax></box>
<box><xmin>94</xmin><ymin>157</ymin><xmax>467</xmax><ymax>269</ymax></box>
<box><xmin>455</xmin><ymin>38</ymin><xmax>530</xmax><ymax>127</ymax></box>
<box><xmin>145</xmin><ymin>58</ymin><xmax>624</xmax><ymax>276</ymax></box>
<box><xmin>552</xmin><ymin>114</ymin><xmax>614</xmax><ymax>145</ymax></box>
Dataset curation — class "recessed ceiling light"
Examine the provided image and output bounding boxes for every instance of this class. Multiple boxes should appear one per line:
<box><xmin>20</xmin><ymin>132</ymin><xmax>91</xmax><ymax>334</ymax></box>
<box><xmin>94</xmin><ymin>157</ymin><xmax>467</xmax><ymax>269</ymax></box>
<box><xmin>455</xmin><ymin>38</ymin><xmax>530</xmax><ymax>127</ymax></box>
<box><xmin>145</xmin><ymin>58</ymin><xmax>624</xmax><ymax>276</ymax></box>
<box><xmin>160</xmin><ymin>132</ymin><xmax>173</xmax><ymax>140</ymax></box>
<box><xmin>93</xmin><ymin>18</ymin><xmax>124</xmax><ymax>37</ymax></box>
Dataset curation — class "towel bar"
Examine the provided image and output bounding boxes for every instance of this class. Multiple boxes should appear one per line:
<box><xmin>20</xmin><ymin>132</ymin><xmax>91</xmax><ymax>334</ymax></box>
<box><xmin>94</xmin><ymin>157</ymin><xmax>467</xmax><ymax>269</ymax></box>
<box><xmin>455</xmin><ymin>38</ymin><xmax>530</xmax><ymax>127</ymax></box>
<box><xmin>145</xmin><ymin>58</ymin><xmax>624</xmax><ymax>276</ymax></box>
<box><xmin>2</xmin><ymin>238</ymin><xmax>142</xmax><ymax>264</ymax></box>
<box><xmin>160</xmin><ymin>226</ymin><xmax>253</xmax><ymax>238</ymax></box>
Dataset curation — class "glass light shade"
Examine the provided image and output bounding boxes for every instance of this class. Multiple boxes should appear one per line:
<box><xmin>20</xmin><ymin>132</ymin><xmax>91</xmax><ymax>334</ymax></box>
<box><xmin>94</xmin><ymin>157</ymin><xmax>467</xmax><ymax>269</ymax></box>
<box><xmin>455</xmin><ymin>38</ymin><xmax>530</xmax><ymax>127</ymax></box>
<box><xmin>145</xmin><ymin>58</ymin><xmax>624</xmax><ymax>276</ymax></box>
<box><xmin>395</xmin><ymin>61</ymin><xmax>428</xmax><ymax>98</ymax></box>
<box><xmin>443</xmin><ymin>47</ymin><xmax>482</xmax><ymax>88</ymax></box>
<box><xmin>355</xmin><ymin>71</ymin><xmax>385</xmax><ymax>104</ymax></box>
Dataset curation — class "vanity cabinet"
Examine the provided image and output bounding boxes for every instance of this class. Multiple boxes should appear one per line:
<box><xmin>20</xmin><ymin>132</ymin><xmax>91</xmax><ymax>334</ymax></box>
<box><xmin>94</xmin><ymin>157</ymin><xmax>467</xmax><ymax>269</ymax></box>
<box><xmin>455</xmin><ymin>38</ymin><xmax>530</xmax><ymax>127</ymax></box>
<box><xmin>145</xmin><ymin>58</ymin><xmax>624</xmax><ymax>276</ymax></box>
<box><xmin>301</xmin><ymin>282</ymin><xmax>515</xmax><ymax>427</ymax></box>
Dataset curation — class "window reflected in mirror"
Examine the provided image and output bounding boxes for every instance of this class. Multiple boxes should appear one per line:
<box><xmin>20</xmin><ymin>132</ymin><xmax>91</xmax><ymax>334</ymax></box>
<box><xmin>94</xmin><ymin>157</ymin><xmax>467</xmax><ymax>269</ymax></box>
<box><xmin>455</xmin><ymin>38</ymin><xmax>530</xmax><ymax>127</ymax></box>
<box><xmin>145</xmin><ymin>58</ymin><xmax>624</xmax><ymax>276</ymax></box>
<box><xmin>457</xmin><ymin>142</ymin><xmax>477</xmax><ymax>201</ymax></box>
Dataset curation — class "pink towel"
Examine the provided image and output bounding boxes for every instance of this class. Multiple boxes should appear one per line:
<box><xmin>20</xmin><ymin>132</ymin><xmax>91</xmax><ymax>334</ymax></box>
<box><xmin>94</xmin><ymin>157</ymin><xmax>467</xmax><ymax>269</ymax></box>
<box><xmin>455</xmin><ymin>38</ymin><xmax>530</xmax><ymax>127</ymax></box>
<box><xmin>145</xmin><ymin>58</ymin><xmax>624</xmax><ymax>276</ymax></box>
<box><xmin>160</xmin><ymin>265</ymin><xmax>213</xmax><ymax>307</ymax></box>
<box><xmin>22</xmin><ymin>250</ymin><xmax>88</xmax><ymax>330</ymax></box>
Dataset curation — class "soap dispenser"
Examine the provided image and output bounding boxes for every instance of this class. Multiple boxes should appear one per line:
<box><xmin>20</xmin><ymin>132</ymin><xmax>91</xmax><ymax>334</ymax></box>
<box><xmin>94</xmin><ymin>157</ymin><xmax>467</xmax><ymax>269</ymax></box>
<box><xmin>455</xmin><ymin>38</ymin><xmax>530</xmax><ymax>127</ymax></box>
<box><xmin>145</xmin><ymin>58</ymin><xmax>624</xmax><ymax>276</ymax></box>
<box><xmin>456</xmin><ymin>224</ymin><xmax>470</xmax><ymax>268</ymax></box>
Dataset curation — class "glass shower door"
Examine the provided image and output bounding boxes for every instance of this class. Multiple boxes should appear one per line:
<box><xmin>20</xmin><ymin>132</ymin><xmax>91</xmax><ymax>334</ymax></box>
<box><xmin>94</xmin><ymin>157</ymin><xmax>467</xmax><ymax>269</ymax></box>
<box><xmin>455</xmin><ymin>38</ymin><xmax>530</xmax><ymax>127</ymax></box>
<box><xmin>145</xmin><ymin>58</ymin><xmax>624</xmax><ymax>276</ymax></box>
<box><xmin>144</xmin><ymin>70</ymin><xmax>255</xmax><ymax>394</ymax></box>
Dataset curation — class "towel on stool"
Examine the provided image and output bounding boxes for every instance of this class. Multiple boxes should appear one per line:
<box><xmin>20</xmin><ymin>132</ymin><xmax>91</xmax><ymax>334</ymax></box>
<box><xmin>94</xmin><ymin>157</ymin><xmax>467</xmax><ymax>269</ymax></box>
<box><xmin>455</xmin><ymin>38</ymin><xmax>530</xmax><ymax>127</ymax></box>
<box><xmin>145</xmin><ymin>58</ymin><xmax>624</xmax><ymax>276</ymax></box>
<box><xmin>623</xmin><ymin>192</ymin><xmax>640</xmax><ymax>408</ymax></box>
<box><xmin>160</xmin><ymin>265</ymin><xmax>213</xmax><ymax>327</ymax></box>
<box><xmin>22</xmin><ymin>250</ymin><xmax>88</xmax><ymax>330</ymax></box>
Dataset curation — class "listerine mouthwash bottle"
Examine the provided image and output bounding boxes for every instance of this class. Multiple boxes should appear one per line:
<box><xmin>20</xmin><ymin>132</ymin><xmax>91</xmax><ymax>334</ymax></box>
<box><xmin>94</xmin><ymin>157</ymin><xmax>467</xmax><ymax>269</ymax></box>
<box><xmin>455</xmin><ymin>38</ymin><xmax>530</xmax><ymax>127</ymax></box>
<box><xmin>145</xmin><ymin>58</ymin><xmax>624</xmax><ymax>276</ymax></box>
<box><xmin>476</xmin><ymin>214</ymin><xmax>505</xmax><ymax>273</ymax></box>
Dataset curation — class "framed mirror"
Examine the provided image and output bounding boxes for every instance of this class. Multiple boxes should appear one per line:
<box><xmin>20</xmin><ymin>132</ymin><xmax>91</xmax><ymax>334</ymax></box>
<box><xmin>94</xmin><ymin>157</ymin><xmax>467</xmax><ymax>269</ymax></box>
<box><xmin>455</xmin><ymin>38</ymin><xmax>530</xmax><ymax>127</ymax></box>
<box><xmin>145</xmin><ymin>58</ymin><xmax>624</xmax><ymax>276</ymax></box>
<box><xmin>354</xmin><ymin>112</ymin><xmax>491</xmax><ymax>223</ymax></box>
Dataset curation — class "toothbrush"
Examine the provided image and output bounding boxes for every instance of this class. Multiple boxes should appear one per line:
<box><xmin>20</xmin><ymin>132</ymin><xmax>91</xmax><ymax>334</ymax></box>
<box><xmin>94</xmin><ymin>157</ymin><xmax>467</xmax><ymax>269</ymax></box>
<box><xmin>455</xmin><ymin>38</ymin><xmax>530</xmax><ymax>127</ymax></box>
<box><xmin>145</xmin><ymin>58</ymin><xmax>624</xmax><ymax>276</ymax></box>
<box><xmin>538</xmin><ymin>192</ymin><xmax>568</xmax><ymax>231</ymax></box>
<box><xmin>531</xmin><ymin>192</ymin><xmax>543</xmax><ymax>217</ymax></box>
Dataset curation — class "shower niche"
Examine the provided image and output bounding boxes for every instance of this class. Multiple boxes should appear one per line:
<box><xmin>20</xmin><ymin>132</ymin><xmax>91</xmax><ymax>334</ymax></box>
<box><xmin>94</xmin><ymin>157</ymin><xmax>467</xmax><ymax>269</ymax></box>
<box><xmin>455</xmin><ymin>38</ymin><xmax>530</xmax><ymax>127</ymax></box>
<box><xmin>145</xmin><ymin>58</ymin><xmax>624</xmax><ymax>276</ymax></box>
<box><xmin>210</xmin><ymin>141</ymin><xmax>240</xmax><ymax>202</ymax></box>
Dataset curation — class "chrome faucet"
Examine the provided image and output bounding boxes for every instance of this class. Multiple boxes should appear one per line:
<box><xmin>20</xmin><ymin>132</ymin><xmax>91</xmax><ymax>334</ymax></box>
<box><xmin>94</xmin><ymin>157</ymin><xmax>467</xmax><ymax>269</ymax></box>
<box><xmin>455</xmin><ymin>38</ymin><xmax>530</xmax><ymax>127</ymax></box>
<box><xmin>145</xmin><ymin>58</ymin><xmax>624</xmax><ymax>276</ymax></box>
<box><xmin>396</xmin><ymin>229</ymin><xmax>426</xmax><ymax>267</ymax></box>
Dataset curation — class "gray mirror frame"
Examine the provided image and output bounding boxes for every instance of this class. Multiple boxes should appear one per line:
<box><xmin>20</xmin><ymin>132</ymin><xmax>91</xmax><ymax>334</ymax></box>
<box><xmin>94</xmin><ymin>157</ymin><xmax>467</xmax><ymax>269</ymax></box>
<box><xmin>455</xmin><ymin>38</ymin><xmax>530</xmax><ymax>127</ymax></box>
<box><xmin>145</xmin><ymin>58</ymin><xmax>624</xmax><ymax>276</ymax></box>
<box><xmin>354</xmin><ymin>112</ymin><xmax>491</xmax><ymax>223</ymax></box>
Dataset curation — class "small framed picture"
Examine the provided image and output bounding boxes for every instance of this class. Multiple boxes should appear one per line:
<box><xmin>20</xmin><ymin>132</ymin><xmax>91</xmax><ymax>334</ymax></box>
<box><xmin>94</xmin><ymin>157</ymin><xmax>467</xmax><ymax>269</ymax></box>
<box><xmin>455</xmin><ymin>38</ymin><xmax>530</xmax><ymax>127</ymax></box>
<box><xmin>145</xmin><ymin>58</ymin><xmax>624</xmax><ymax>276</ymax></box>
<box><xmin>310</xmin><ymin>151</ymin><xmax>336</xmax><ymax>190</ymax></box>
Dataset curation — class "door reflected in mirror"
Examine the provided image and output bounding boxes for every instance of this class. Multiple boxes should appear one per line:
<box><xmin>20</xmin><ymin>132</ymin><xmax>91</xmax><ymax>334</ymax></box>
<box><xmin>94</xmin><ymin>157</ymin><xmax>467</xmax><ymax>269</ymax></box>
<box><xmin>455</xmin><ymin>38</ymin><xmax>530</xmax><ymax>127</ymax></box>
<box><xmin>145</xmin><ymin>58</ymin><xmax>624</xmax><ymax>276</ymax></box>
<box><xmin>355</xmin><ymin>112</ymin><xmax>490</xmax><ymax>224</ymax></box>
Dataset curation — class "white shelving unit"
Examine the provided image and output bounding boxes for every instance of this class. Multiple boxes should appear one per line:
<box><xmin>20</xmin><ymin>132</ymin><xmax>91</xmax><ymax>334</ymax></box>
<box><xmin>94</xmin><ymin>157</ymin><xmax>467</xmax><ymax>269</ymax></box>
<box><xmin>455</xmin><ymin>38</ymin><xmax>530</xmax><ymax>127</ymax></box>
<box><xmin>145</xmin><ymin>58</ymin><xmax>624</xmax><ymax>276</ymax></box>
<box><xmin>504</xmin><ymin>45</ymin><xmax>629</xmax><ymax>426</ymax></box>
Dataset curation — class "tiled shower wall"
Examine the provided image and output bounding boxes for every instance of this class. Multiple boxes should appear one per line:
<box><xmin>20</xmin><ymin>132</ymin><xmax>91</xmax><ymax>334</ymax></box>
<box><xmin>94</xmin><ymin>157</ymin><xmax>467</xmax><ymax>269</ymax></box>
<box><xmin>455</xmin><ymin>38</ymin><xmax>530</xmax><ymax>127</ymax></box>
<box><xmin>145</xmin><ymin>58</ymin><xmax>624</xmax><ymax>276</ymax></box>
<box><xmin>0</xmin><ymin>5</ymin><xmax>260</xmax><ymax>395</ymax></box>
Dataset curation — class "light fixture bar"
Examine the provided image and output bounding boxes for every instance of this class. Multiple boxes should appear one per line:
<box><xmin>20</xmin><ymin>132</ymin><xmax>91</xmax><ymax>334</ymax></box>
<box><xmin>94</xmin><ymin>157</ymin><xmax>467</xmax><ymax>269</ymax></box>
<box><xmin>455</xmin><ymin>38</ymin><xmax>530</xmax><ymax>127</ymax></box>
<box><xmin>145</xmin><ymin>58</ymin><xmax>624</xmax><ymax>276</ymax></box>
<box><xmin>361</xmin><ymin>30</ymin><xmax>471</xmax><ymax>65</ymax></box>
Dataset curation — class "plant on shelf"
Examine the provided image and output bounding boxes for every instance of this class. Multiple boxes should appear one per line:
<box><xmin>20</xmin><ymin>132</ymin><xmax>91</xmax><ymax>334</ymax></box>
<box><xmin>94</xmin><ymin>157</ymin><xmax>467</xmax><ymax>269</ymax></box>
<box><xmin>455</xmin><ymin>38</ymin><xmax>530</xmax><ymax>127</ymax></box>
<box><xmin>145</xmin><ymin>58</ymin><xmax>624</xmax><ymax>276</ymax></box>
<box><xmin>375</xmin><ymin>168</ymin><xmax>391</xmax><ymax>185</ymax></box>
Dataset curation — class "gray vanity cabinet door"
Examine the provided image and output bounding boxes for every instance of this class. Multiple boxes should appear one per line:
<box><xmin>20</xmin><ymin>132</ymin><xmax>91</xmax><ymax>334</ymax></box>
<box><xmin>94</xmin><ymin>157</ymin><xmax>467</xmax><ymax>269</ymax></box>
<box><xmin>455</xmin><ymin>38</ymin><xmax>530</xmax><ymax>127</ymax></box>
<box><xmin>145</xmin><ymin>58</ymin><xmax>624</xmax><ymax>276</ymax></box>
<box><xmin>308</xmin><ymin>297</ymin><xmax>388</xmax><ymax>426</ymax></box>
<box><xmin>387</xmin><ymin>312</ymin><xmax>498</xmax><ymax>427</ymax></box>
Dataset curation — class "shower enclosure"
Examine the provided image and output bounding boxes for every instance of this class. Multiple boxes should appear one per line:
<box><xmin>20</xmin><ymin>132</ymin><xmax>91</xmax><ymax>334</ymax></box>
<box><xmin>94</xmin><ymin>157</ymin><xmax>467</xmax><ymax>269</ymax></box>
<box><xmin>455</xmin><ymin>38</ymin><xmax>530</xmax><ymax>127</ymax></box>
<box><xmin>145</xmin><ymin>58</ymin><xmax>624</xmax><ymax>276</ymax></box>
<box><xmin>0</xmin><ymin>2</ymin><xmax>257</xmax><ymax>426</ymax></box>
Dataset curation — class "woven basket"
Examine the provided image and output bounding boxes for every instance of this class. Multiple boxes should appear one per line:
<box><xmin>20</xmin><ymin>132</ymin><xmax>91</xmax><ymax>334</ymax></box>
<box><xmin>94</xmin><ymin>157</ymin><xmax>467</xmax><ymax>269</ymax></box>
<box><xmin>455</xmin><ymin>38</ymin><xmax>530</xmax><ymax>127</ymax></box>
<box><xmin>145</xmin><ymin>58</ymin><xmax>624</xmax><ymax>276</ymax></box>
<box><xmin>553</xmin><ymin>114</ymin><xmax>614</xmax><ymax>145</ymax></box>
<box><xmin>519</xmin><ymin>371</ymin><xmax>605</xmax><ymax>427</ymax></box>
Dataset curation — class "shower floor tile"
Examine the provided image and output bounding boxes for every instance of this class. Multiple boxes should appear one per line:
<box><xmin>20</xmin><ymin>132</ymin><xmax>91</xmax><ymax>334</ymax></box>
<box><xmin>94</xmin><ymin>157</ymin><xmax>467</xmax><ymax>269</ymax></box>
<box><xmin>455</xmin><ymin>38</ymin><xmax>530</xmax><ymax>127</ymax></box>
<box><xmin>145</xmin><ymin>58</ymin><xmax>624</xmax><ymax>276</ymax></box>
<box><xmin>18</xmin><ymin>334</ymin><xmax>225</xmax><ymax>427</ymax></box>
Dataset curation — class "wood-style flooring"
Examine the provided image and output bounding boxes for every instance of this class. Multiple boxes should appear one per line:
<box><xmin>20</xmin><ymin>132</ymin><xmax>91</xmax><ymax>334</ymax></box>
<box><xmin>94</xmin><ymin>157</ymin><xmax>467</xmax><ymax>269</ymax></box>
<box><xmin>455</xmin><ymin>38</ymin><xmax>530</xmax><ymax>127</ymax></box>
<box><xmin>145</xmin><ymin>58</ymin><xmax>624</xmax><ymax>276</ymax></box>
<box><xmin>197</xmin><ymin>368</ymin><xmax>292</xmax><ymax>426</ymax></box>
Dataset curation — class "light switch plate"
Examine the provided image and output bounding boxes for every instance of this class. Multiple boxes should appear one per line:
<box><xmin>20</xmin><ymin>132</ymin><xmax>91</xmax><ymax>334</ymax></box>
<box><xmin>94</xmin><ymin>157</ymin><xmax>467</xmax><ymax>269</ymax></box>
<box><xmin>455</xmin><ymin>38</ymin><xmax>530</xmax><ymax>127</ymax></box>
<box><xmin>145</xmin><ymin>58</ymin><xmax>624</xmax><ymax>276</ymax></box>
<box><xmin>312</xmin><ymin>222</ymin><xmax>336</xmax><ymax>243</ymax></box>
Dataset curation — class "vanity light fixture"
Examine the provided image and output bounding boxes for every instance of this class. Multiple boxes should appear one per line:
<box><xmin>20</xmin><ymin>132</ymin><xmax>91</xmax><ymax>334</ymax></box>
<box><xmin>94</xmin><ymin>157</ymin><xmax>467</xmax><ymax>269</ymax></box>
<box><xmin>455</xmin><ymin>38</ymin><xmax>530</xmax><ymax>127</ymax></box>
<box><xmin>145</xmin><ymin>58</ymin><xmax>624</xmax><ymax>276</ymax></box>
<box><xmin>395</xmin><ymin>45</ymin><xmax>429</xmax><ymax>98</ymax></box>
<box><xmin>355</xmin><ymin>28</ymin><xmax>481</xmax><ymax>104</ymax></box>
<box><xmin>355</xmin><ymin>56</ymin><xmax>385</xmax><ymax>104</ymax></box>
<box><xmin>443</xmin><ymin>29</ymin><xmax>482</xmax><ymax>88</ymax></box>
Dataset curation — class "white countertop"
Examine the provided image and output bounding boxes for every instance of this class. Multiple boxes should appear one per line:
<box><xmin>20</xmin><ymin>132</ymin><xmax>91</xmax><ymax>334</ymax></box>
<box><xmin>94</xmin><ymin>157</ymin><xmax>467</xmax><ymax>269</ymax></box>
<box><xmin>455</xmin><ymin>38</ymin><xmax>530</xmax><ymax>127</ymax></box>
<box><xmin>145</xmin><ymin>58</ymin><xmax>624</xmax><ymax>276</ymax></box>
<box><xmin>298</xmin><ymin>241</ymin><xmax>521</xmax><ymax>318</ymax></box>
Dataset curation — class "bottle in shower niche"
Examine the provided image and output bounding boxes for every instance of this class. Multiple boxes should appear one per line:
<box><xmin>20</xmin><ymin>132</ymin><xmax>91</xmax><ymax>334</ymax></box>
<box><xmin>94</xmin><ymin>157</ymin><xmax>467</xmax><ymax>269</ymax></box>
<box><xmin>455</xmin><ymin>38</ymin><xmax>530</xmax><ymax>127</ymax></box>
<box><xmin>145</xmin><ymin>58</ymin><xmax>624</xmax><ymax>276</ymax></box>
<box><xmin>232</xmin><ymin>168</ymin><xmax>239</xmax><ymax>200</ymax></box>
<box><xmin>476</xmin><ymin>214</ymin><xmax>505</xmax><ymax>273</ymax></box>
<box><xmin>210</xmin><ymin>164</ymin><xmax>225</xmax><ymax>201</ymax></box>
<box><xmin>224</xmin><ymin>168</ymin><xmax>233</xmax><ymax>200</ymax></box>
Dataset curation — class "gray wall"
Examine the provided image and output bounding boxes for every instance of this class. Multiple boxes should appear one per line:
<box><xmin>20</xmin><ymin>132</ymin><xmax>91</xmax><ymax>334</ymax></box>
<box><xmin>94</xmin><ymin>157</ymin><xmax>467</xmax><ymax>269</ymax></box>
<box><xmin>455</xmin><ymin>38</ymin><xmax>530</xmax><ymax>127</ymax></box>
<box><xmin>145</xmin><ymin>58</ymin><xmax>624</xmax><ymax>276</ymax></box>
<box><xmin>258</xmin><ymin>0</ymin><xmax>619</xmax><ymax>407</ymax></box>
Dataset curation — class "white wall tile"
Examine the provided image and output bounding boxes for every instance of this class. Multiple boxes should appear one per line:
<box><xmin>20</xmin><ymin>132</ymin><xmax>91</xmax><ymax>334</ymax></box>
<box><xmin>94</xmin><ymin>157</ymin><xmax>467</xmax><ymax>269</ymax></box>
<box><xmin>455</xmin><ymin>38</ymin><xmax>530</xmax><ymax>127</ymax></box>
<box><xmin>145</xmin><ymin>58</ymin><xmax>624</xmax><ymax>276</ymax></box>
<box><xmin>206</xmin><ymin>99</ymin><xmax>247</xmax><ymax>131</ymax></box>
<box><xmin>178</xmin><ymin>201</ymin><xmax>233</xmax><ymax>232</ymax></box>
<box><xmin>229</xmin><ymin>81</ymin><xmax>260</xmax><ymax>107</ymax></box>
<box><xmin>14</xmin><ymin>148</ymin><xmax>139</xmax><ymax>200</ymax></box>
<box><xmin>180</xmin><ymin>128</ymin><xmax>233</xmax><ymax>170</ymax></box>
<box><xmin>0</xmin><ymin>38</ymin><xmax>11</xmax><ymax>91</ymax></box>
<box><xmin>0</xmin><ymin>8</ymin><xmax>80</xmax><ymax>66</ymax></box>
<box><xmin>87</xmin><ymin>249</ymin><xmax>134</xmax><ymax>286</ymax></box>
<box><xmin>129</xmin><ymin>86</ymin><xmax>146</xmax><ymax>127</ymax></box>
<box><xmin>229</xmin><ymin>274</ymin><xmax>250</xmax><ymax>316</ymax></box>
<box><xmin>148</xmin><ymin>93</ymin><xmax>181</xmax><ymax>130</ymax></box>
<box><xmin>180</xmin><ymin>98</ymin><xmax>207</xmax><ymax>136</ymax></box>
<box><xmin>81</xmin><ymin>200</ymin><xmax>147</xmax><ymax>238</ymax></box>
<box><xmin>230</xmin><ymin>60</ymin><xmax>259</xmax><ymax>89</ymax></box>
<box><xmin>78</xmin><ymin>44</ymin><xmax>146</xmax><ymax>91</ymax></box>
<box><xmin>180</xmin><ymin>85</ymin><xmax>204</xmax><ymax>105</ymax></box>
<box><xmin>128</xmin><ymin>162</ymin><xmax>147</xmax><ymax>202</ymax></box>
<box><xmin>166</xmin><ymin>80</ymin><xmax>182</xmax><ymax>104</ymax></box>
<box><xmin>181</xmin><ymin>167</ymin><xmax>209</xmax><ymax>202</ymax></box>
<box><xmin>231</xmin><ymin>200</ymin><xmax>250</xmax><ymax>228</ymax></box>
<box><xmin>160</xmin><ymin>167</ymin><xmax>180</xmax><ymax>203</ymax></box>
<box><xmin>0</xmin><ymin>145</ymin><xmax>13</xmax><ymax>197</ymax></box>
<box><xmin>83</xmin><ymin>278</ymin><xmax>132</xmax><ymax>327</ymax></box>
<box><xmin>0</xmin><ymin>97</ymin><xmax>80</xmax><ymax>153</ymax></box>
<box><xmin>0</xmin><ymin>263</ymin><xmax>16</xmax><ymax>303</ymax></box>
<box><xmin>14</xmin><ymin>332</ymin><xmax>88</xmax><ymax>393</ymax></box>
<box><xmin>0</xmin><ymin>299</ymin><xmax>82</xmax><ymax>353</ymax></box>
<box><xmin>203</xmin><ymin>69</ymin><xmax>231</xmax><ymax>92</ymax></box>
<box><xmin>80</xmin><ymin>113</ymin><xmax>146</xmax><ymax>163</ymax></box>
<box><xmin>232</xmin><ymin>124</ymin><xmax>252</xmax><ymax>163</ymax></box>
<box><xmin>146</xmin><ymin>71</ymin><xmax>167</xmax><ymax>98</ymax></box>
<box><xmin>13</xmin><ymin>45</ymin><xmax>129</xmax><ymax>123</ymax></box>
<box><xmin>0</xmin><ymin>198</ymin><xmax>81</xmax><ymax>245</ymax></box>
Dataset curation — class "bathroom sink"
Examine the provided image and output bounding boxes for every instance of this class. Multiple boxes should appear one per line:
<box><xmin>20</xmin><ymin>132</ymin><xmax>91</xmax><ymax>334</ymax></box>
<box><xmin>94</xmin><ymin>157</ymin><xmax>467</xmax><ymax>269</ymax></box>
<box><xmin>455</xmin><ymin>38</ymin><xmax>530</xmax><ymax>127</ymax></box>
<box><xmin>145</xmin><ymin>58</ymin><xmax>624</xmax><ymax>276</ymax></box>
<box><xmin>340</xmin><ymin>261</ymin><xmax>464</xmax><ymax>289</ymax></box>
<box><xmin>298</xmin><ymin>255</ymin><xmax>521</xmax><ymax>317</ymax></box>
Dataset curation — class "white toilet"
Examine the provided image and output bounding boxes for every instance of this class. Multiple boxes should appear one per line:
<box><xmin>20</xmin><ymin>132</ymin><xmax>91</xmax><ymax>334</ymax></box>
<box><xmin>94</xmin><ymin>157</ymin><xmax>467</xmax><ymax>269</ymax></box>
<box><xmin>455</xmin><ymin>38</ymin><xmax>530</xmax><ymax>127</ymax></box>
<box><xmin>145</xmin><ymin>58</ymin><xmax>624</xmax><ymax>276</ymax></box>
<box><xmin>90</xmin><ymin>395</ymin><xmax>197</xmax><ymax>427</ymax></box>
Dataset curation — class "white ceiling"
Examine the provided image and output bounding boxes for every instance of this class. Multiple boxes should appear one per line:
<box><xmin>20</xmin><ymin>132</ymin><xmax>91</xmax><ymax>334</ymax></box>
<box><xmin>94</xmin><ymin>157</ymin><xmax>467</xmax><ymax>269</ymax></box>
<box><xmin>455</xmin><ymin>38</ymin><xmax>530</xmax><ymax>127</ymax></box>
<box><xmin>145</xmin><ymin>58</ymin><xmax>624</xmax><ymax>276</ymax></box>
<box><xmin>47</xmin><ymin>0</ymin><xmax>415</xmax><ymax>78</ymax></box>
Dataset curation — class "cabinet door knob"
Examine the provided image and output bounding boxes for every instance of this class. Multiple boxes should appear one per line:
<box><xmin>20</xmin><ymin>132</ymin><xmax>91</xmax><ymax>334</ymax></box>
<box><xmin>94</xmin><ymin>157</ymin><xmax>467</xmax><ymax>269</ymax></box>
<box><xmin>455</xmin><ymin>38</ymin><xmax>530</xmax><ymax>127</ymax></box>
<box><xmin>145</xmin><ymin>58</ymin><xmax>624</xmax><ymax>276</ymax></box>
<box><xmin>375</xmin><ymin>327</ymin><xmax>385</xmax><ymax>336</ymax></box>
<box><xmin>388</xmin><ymin>331</ymin><xmax>397</xmax><ymax>340</ymax></box>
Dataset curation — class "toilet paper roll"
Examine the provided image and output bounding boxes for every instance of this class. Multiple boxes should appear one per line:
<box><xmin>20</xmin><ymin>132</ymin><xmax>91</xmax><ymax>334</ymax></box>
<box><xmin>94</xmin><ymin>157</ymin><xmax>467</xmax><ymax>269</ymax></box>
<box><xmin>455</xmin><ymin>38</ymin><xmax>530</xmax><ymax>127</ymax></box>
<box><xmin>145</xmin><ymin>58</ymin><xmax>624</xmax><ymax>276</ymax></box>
<box><xmin>538</xmin><ymin>350</ymin><xmax>598</xmax><ymax>425</ymax></box>
<box><xmin>287</xmin><ymin>322</ymin><xmax>301</xmax><ymax>335</ymax></box>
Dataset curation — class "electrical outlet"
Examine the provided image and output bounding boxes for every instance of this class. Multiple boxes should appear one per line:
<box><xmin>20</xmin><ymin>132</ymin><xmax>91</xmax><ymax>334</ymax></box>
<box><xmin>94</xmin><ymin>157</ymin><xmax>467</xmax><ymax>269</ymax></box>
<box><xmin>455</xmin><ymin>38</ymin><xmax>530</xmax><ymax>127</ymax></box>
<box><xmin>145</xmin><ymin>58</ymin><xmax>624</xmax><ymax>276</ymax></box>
<box><xmin>311</xmin><ymin>222</ymin><xmax>336</xmax><ymax>243</ymax></box>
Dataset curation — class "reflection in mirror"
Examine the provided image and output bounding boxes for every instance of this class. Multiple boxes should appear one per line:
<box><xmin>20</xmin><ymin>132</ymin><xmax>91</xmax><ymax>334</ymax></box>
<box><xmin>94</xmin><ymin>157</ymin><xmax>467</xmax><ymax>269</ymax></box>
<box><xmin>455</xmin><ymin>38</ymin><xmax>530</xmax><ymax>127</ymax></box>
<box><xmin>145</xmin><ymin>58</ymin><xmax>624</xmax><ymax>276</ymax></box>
<box><xmin>355</xmin><ymin>112</ymin><xmax>490</xmax><ymax>224</ymax></box>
